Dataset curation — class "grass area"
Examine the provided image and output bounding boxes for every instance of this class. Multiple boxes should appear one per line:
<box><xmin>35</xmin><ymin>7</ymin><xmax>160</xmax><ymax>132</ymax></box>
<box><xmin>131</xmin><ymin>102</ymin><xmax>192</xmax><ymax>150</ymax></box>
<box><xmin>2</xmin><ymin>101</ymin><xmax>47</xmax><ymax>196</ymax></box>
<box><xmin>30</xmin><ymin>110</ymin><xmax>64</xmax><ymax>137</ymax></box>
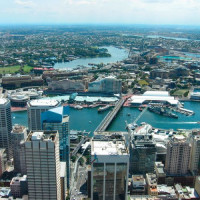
<box><xmin>172</xmin><ymin>89</ymin><xmax>189</xmax><ymax>96</ymax></box>
<box><xmin>0</xmin><ymin>65</ymin><xmax>33</xmax><ymax>74</ymax></box>
<box><xmin>138</xmin><ymin>79</ymin><xmax>149</xmax><ymax>86</ymax></box>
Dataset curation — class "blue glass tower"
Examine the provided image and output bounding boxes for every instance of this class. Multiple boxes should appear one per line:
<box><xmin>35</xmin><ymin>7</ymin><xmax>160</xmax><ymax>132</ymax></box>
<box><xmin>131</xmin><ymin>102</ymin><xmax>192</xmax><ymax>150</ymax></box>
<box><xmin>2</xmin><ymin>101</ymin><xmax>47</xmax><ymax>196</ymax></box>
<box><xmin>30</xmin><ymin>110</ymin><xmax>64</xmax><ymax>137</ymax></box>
<box><xmin>41</xmin><ymin>106</ymin><xmax>70</xmax><ymax>187</ymax></box>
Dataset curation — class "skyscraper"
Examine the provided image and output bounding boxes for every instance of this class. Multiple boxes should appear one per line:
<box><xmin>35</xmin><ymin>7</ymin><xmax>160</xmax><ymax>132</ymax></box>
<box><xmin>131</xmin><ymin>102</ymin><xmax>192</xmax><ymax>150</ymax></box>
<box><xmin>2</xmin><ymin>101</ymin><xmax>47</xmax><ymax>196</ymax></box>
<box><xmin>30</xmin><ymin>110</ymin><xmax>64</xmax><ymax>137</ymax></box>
<box><xmin>42</xmin><ymin>106</ymin><xmax>70</xmax><ymax>187</ymax></box>
<box><xmin>190</xmin><ymin>135</ymin><xmax>200</xmax><ymax>175</ymax></box>
<box><xmin>91</xmin><ymin>136</ymin><xmax>129</xmax><ymax>200</ymax></box>
<box><xmin>0</xmin><ymin>98</ymin><xmax>12</xmax><ymax>159</ymax></box>
<box><xmin>165</xmin><ymin>135</ymin><xmax>191</xmax><ymax>176</ymax></box>
<box><xmin>11</xmin><ymin>125</ymin><xmax>27</xmax><ymax>173</ymax></box>
<box><xmin>130</xmin><ymin>133</ymin><xmax>157</xmax><ymax>175</ymax></box>
<box><xmin>27</xmin><ymin>99</ymin><xmax>60</xmax><ymax>131</ymax></box>
<box><xmin>25</xmin><ymin>131</ymin><xmax>61</xmax><ymax>200</ymax></box>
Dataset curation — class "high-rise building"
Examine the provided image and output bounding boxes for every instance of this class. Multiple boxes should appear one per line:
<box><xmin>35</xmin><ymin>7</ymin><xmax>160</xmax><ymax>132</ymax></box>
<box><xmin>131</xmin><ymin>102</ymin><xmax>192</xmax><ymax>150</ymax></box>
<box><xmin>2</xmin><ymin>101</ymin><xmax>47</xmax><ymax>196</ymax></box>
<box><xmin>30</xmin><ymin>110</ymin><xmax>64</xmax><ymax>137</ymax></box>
<box><xmin>165</xmin><ymin>135</ymin><xmax>191</xmax><ymax>176</ymax></box>
<box><xmin>130</xmin><ymin>133</ymin><xmax>157</xmax><ymax>175</ymax></box>
<box><xmin>27</xmin><ymin>99</ymin><xmax>60</xmax><ymax>131</ymax></box>
<box><xmin>25</xmin><ymin>131</ymin><xmax>61</xmax><ymax>200</ymax></box>
<box><xmin>10</xmin><ymin>175</ymin><xmax>28</xmax><ymax>198</ymax></box>
<box><xmin>0</xmin><ymin>148</ymin><xmax>6</xmax><ymax>176</ymax></box>
<box><xmin>91</xmin><ymin>136</ymin><xmax>129</xmax><ymax>200</ymax></box>
<box><xmin>11</xmin><ymin>125</ymin><xmax>27</xmax><ymax>173</ymax></box>
<box><xmin>190</xmin><ymin>135</ymin><xmax>200</xmax><ymax>175</ymax></box>
<box><xmin>42</xmin><ymin>106</ymin><xmax>70</xmax><ymax>187</ymax></box>
<box><xmin>0</xmin><ymin>98</ymin><xmax>12</xmax><ymax>159</ymax></box>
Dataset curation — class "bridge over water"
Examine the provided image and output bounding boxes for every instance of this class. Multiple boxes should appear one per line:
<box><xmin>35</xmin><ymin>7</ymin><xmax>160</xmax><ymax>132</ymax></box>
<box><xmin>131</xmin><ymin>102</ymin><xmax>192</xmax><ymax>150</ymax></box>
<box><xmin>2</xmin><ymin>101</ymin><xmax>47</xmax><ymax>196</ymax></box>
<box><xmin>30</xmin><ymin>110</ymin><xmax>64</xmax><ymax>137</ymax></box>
<box><xmin>94</xmin><ymin>98</ymin><xmax>125</xmax><ymax>133</ymax></box>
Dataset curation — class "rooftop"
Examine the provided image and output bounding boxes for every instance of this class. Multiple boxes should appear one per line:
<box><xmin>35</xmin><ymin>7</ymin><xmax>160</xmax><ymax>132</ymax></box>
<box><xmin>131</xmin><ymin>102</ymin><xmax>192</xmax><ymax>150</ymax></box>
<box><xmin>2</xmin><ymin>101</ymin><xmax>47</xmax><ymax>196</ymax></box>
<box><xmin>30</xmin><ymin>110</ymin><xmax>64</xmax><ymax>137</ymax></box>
<box><xmin>91</xmin><ymin>140</ymin><xmax>128</xmax><ymax>156</ymax></box>
<box><xmin>12</xmin><ymin>125</ymin><xmax>26</xmax><ymax>134</ymax></box>
<box><xmin>26</xmin><ymin>131</ymin><xmax>58</xmax><ymax>142</ymax></box>
<box><xmin>28</xmin><ymin>99</ymin><xmax>60</xmax><ymax>107</ymax></box>
<box><xmin>0</xmin><ymin>98</ymin><xmax>9</xmax><ymax>106</ymax></box>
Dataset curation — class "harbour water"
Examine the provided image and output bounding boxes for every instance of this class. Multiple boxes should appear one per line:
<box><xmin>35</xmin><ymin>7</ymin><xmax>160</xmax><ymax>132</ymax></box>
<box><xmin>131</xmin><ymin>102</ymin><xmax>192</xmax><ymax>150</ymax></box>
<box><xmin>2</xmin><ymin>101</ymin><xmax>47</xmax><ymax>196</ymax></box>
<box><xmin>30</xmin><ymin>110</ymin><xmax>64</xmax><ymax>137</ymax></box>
<box><xmin>54</xmin><ymin>46</ymin><xmax>128</xmax><ymax>70</ymax></box>
<box><xmin>12</xmin><ymin>101</ymin><xmax>200</xmax><ymax>132</ymax></box>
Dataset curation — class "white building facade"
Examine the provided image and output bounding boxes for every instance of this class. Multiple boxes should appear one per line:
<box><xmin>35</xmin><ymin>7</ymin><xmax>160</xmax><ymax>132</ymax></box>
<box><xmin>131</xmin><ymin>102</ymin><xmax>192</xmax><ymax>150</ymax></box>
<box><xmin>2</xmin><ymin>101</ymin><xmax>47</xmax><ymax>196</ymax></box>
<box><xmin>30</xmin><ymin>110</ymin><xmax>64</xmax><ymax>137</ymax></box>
<box><xmin>27</xmin><ymin>99</ymin><xmax>60</xmax><ymax>131</ymax></box>
<box><xmin>91</xmin><ymin>139</ymin><xmax>129</xmax><ymax>200</ymax></box>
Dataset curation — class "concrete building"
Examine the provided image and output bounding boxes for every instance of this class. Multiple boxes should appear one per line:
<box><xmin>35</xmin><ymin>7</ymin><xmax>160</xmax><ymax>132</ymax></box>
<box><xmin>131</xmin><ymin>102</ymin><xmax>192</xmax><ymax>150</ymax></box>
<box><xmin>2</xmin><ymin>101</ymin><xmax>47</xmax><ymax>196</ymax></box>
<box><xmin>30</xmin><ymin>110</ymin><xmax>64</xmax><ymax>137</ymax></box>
<box><xmin>165</xmin><ymin>135</ymin><xmax>191</xmax><ymax>176</ymax></box>
<box><xmin>10</xmin><ymin>175</ymin><xmax>28</xmax><ymax>198</ymax></box>
<box><xmin>195</xmin><ymin>176</ymin><xmax>200</xmax><ymax>197</ymax></box>
<box><xmin>131</xmin><ymin>175</ymin><xmax>146</xmax><ymax>195</ymax></box>
<box><xmin>27</xmin><ymin>99</ymin><xmax>60</xmax><ymax>131</ymax></box>
<box><xmin>0</xmin><ymin>98</ymin><xmax>12</xmax><ymax>160</ymax></box>
<box><xmin>146</xmin><ymin>173</ymin><xmax>158</xmax><ymax>196</ymax></box>
<box><xmin>190</xmin><ymin>135</ymin><xmax>200</xmax><ymax>175</ymax></box>
<box><xmin>91</xmin><ymin>137</ymin><xmax>129</xmax><ymax>200</ymax></box>
<box><xmin>2</xmin><ymin>74</ymin><xmax>44</xmax><ymax>89</ymax></box>
<box><xmin>60</xmin><ymin>162</ymin><xmax>66</xmax><ymax>200</ymax></box>
<box><xmin>11</xmin><ymin>125</ymin><xmax>27</xmax><ymax>173</ymax></box>
<box><xmin>130</xmin><ymin>133</ymin><xmax>157</xmax><ymax>175</ymax></box>
<box><xmin>42</xmin><ymin>106</ymin><xmax>70</xmax><ymax>188</ymax></box>
<box><xmin>150</xmin><ymin>69</ymin><xmax>169</xmax><ymax>79</ymax></box>
<box><xmin>19</xmin><ymin>141</ymin><xmax>26</xmax><ymax>175</ymax></box>
<box><xmin>88</xmin><ymin>76</ymin><xmax>122</xmax><ymax>94</ymax></box>
<box><xmin>48</xmin><ymin>79</ymin><xmax>86</xmax><ymax>92</ymax></box>
<box><xmin>0</xmin><ymin>149</ymin><xmax>6</xmax><ymax>177</ymax></box>
<box><xmin>25</xmin><ymin>131</ymin><xmax>61</xmax><ymax>200</ymax></box>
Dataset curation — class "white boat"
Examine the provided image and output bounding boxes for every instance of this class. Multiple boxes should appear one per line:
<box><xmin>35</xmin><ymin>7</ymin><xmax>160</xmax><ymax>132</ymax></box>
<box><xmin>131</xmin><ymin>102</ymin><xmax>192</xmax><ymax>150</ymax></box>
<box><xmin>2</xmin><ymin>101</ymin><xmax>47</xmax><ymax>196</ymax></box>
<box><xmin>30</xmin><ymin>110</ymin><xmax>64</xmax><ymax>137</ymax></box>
<box><xmin>74</xmin><ymin>105</ymin><xmax>83</xmax><ymax>110</ymax></box>
<box><xmin>98</xmin><ymin>105</ymin><xmax>110</xmax><ymax>112</ymax></box>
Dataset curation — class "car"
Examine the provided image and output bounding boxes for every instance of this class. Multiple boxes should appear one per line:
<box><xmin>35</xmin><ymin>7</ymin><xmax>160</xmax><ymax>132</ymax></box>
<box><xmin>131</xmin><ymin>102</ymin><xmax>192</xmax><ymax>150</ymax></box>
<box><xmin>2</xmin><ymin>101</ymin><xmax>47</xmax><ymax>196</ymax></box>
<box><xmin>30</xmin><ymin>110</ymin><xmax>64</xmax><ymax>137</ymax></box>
<box><xmin>78</xmin><ymin>192</ymin><xmax>82</xmax><ymax>195</ymax></box>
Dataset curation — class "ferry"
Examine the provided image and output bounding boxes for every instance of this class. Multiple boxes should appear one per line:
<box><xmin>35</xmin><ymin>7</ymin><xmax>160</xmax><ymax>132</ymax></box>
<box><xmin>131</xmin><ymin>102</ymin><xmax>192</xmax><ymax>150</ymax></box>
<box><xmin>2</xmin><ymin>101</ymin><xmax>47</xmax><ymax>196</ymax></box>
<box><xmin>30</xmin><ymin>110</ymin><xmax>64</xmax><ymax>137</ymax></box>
<box><xmin>98</xmin><ymin>105</ymin><xmax>110</xmax><ymax>112</ymax></box>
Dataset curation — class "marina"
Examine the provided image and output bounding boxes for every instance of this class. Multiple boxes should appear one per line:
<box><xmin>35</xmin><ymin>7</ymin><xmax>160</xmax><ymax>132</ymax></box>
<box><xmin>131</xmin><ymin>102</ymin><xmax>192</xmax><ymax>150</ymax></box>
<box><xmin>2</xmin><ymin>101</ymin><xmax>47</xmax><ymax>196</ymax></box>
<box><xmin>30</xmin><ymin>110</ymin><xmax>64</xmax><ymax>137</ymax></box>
<box><xmin>12</xmin><ymin>101</ymin><xmax>200</xmax><ymax>132</ymax></box>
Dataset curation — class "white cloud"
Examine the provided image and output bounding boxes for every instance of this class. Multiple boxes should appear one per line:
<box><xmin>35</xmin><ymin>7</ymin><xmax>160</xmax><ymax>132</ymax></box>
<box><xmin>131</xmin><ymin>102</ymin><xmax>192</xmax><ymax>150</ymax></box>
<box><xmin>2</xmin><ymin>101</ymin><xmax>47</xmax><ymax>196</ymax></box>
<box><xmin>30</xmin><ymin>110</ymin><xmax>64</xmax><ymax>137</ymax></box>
<box><xmin>14</xmin><ymin>0</ymin><xmax>35</xmax><ymax>7</ymax></box>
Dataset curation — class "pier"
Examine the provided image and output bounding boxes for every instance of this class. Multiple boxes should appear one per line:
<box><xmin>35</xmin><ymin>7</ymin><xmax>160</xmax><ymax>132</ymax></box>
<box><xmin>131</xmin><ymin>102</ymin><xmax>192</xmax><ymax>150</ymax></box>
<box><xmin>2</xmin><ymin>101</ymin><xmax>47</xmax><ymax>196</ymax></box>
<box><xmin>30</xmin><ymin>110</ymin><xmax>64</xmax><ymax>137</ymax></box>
<box><xmin>94</xmin><ymin>98</ymin><xmax>125</xmax><ymax>132</ymax></box>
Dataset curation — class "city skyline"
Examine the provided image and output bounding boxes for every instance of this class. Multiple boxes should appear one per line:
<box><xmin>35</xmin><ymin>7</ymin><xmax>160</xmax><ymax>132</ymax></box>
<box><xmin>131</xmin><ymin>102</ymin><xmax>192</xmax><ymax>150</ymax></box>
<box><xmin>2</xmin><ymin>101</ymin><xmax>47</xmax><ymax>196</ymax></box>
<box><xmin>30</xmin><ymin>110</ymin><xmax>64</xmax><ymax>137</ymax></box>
<box><xmin>0</xmin><ymin>0</ymin><xmax>200</xmax><ymax>25</ymax></box>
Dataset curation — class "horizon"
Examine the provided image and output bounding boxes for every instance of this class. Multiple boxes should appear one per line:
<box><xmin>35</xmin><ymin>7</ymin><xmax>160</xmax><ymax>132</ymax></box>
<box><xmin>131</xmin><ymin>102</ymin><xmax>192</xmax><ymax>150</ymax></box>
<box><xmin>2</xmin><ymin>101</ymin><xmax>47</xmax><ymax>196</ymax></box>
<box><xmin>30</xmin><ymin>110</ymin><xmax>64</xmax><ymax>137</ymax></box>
<box><xmin>0</xmin><ymin>0</ymin><xmax>200</xmax><ymax>26</ymax></box>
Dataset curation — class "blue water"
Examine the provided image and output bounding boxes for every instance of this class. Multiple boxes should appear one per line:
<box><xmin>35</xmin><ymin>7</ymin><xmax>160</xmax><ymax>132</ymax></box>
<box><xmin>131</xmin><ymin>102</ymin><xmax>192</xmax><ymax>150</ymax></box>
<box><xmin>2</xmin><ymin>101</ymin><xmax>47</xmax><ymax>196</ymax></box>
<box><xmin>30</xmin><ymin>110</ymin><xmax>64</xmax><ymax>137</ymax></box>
<box><xmin>54</xmin><ymin>46</ymin><xmax>128</xmax><ymax>70</ymax></box>
<box><xmin>12</xmin><ymin>101</ymin><xmax>200</xmax><ymax>132</ymax></box>
<box><xmin>147</xmin><ymin>35</ymin><xmax>200</xmax><ymax>42</ymax></box>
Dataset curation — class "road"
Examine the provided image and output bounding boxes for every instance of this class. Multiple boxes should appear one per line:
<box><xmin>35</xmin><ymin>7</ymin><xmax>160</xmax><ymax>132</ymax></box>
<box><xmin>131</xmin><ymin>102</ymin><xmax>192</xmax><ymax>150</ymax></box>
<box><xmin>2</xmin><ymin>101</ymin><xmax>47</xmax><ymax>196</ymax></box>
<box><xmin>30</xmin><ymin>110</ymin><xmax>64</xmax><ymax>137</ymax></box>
<box><xmin>70</xmin><ymin>149</ymin><xmax>88</xmax><ymax>200</ymax></box>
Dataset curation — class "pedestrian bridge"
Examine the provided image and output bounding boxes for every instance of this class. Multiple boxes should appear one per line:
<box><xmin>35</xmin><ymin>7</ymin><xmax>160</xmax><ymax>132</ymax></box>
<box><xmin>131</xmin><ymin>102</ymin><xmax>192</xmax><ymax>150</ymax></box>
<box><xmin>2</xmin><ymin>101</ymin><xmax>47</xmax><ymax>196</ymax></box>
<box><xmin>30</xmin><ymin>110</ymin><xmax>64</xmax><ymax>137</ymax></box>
<box><xmin>94</xmin><ymin>98</ymin><xmax>125</xmax><ymax>133</ymax></box>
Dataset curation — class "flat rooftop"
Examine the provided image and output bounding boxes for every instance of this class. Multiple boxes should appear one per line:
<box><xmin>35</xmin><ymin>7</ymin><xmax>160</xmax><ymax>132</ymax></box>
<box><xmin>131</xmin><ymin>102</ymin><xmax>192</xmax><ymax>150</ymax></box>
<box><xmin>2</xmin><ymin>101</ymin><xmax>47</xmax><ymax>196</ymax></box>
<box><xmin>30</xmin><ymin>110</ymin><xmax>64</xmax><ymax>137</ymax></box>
<box><xmin>12</xmin><ymin>125</ymin><xmax>26</xmax><ymax>133</ymax></box>
<box><xmin>29</xmin><ymin>99</ymin><xmax>60</xmax><ymax>107</ymax></box>
<box><xmin>26</xmin><ymin>131</ymin><xmax>57</xmax><ymax>142</ymax></box>
<box><xmin>91</xmin><ymin>140</ymin><xmax>128</xmax><ymax>156</ymax></box>
<box><xmin>0</xmin><ymin>98</ymin><xmax>9</xmax><ymax>105</ymax></box>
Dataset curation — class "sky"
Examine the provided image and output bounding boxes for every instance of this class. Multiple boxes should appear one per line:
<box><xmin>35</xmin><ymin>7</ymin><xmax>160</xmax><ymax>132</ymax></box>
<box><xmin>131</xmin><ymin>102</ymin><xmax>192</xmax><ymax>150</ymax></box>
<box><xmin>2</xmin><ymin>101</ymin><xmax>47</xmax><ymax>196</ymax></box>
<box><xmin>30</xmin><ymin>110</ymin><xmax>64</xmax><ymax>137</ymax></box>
<box><xmin>0</xmin><ymin>0</ymin><xmax>200</xmax><ymax>25</ymax></box>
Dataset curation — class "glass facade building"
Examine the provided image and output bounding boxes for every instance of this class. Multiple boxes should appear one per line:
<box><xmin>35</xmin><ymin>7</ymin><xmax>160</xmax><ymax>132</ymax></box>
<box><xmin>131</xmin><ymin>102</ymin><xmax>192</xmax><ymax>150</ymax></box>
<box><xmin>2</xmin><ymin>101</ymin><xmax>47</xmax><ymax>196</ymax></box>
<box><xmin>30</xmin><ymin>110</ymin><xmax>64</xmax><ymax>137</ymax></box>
<box><xmin>41</xmin><ymin>106</ymin><xmax>70</xmax><ymax>187</ymax></box>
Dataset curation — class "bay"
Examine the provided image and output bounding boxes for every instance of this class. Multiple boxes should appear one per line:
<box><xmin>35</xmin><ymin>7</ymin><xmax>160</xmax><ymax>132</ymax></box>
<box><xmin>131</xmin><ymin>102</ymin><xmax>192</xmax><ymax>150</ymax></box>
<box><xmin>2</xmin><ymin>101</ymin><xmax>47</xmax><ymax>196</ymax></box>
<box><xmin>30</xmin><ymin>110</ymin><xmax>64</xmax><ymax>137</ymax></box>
<box><xmin>54</xmin><ymin>46</ymin><xmax>128</xmax><ymax>70</ymax></box>
<box><xmin>12</xmin><ymin>101</ymin><xmax>200</xmax><ymax>132</ymax></box>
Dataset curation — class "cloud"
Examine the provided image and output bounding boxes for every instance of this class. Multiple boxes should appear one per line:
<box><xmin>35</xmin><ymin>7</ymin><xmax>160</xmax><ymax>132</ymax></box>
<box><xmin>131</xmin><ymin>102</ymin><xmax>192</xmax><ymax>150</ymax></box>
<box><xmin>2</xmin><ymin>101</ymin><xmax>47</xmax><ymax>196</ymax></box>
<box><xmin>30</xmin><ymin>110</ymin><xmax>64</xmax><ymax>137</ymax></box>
<box><xmin>14</xmin><ymin>0</ymin><xmax>35</xmax><ymax>8</ymax></box>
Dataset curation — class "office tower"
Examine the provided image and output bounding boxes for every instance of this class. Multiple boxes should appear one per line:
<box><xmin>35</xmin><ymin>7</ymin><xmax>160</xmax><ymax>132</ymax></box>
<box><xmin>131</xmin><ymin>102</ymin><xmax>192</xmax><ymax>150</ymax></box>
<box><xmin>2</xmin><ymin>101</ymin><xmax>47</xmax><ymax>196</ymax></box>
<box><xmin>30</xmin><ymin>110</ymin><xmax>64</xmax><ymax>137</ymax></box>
<box><xmin>0</xmin><ymin>98</ymin><xmax>12</xmax><ymax>159</ymax></box>
<box><xmin>0</xmin><ymin>148</ymin><xmax>6</xmax><ymax>176</ymax></box>
<box><xmin>42</xmin><ymin>106</ymin><xmax>70</xmax><ymax>187</ymax></box>
<box><xmin>11</xmin><ymin>125</ymin><xmax>27</xmax><ymax>173</ymax></box>
<box><xmin>190</xmin><ymin>135</ymin><xmax>200</xmax><ymax>175</ymax></box>
<box><xmin>130</xmin><ymin>133</ymin><xmax>157</xmax><ymax>175</ymax></box>
<box><xmin>60</xmin><ymin>162</ymin><xmax>66</xmax><ymax>200</ymax></box>
<box><xmin>27</xmin><ymin>99</ymin><xmax>60</xmax><ymax>131</ymax></box>
<box><xmin>91</xmin><ymin>137</ymin><xmax>129</xmax><ymax>200</ymax></box>
<box><xmin>165</xmin><ymin>135</ymin><xmax>191</xmax><ymax>175</ymax></box>
<box><xmin>19</xmin><ymin>141</ymin><xmax>26</xmax><ymax>175</ymax></box>
<box><xmin>10</xmin><ymin>175</ymin><xmax>28</xmax><ymax>198</ymax></box>
<box><xmin>25</xmin><ymin>131</ymin><xmax>61</xmax><ymax>200</ymax></box>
